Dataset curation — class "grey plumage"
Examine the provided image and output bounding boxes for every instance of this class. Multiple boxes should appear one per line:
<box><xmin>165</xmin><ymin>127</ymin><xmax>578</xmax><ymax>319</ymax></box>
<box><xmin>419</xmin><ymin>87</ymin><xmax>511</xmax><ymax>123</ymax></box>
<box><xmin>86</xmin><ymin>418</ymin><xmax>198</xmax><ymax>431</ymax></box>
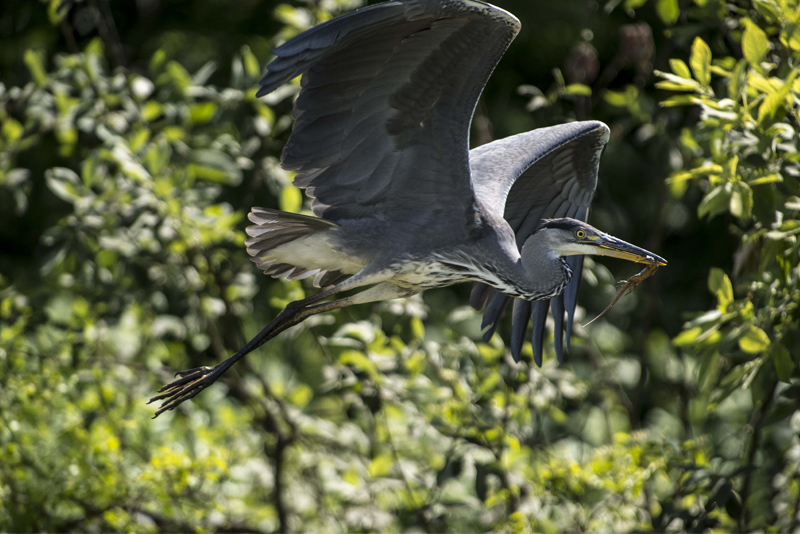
<box><xmin>150</xmin><ymin>0</ymin><xmax>666</xmax><ymax>418</ymax></box>
<box><xmin>245</xmin><ymin>208</ymin><xmax>345</xmax><ymax>287</ymax></box>
<box><xmin>469</xmin><ymin>121</ymin><xmax>606</xmax><ymax>364</ymax></box>
<box><xmin>256</xmin><ymin>0</ymin><xmax>519</xmax><ymax>221</ymax></box>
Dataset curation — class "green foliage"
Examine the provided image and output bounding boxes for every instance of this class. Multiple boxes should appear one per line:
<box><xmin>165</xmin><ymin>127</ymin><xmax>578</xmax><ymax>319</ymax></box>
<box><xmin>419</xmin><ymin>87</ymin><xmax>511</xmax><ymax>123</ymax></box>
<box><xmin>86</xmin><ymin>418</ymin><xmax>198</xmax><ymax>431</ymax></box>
<box><xmin>654</xmin><ymin>1</ymin><xmax>800</xmax><ymax>530</ymax></box>
<box><xmin>2</xmin><ymin>0</ymin><xmax>800</xmax><ymax>532</ymax></box>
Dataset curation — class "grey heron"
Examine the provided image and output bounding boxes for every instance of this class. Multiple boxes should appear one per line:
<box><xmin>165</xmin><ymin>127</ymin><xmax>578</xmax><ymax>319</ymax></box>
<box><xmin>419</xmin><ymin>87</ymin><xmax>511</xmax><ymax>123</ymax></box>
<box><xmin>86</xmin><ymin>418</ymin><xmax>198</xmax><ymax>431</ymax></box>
<box><xmin>150</xmin><ymin>0</ymin><xmax>666</xmax><ymax>417</ymax></box>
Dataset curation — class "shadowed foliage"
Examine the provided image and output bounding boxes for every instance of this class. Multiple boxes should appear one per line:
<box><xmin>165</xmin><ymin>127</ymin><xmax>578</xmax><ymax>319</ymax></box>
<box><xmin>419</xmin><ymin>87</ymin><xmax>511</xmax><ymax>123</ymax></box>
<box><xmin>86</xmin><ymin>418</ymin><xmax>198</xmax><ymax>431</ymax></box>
<box><xmin>1</xmin><ymin>0</ymin><xmax>799</xmax><ymax>532</ymax></box>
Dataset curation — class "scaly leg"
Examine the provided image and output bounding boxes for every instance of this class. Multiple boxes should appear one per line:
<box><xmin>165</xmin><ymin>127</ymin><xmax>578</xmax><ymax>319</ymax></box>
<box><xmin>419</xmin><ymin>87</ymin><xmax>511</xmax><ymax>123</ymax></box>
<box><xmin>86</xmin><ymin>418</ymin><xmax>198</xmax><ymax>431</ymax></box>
<box><xmin>149</xmin><ymin>281</ymin><xmax>412</xmax><ymax>417</ymax></box>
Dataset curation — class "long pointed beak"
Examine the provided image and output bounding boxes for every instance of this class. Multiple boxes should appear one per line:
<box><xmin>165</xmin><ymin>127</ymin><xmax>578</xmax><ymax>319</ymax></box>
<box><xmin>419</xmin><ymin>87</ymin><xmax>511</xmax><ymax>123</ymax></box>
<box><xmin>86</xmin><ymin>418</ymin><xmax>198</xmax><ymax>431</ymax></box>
<box><xmin>591</xmin><ymin>235</ymin><xmax>667</xmax><ymax>265</ymax></box>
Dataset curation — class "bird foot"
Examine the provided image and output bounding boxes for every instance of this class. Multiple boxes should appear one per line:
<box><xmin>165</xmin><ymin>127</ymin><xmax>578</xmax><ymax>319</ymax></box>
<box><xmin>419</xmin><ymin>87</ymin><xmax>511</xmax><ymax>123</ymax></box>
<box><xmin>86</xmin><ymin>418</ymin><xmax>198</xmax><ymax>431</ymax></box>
<box><xmin>148</xmin><ymin>365</ymin><xmax>221</xmax><ymax>418</ymax></box>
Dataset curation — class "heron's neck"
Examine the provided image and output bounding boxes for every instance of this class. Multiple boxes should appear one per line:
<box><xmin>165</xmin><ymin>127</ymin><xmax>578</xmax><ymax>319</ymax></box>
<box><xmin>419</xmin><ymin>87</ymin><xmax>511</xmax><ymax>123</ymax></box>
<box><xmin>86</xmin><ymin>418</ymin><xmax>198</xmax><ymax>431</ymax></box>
<box><xmin>516</xmin><ymin>231</ymin><xmax>573</xmax><ymax>301</ymax></box>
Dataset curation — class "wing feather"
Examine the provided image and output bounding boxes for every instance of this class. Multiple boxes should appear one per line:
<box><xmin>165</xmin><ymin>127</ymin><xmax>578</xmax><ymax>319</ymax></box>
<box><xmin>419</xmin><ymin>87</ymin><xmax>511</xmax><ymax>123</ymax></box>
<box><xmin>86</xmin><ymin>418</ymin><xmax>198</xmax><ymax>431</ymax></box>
<box><xmin>469</xmin><ymin>121</ymin><xmax>609</xmax><ymax>364</ymax></box>
<box><xmin>258</xmin><ymin>0</ymin><xmax>520</xmax><ymax>222</ymax></box>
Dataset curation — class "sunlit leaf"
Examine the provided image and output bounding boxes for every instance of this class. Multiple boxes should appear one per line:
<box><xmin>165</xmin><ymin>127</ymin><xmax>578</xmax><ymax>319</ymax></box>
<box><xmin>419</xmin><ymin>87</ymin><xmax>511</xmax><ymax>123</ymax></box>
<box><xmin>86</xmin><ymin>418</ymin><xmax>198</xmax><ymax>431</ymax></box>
<box><xmin>739</xmin><ymin>325</ymin><xmax>771</xmax><ymax>354</ymax></box>
<box><xmin>279</xmin><ymin>185</ymin><xmax>302</xmax><ymax>213</ymax></box>
<box><xmin>690</xmin><ymin>37</ymin><xmax>712</xmax><ymax>86</ymax></box>
<box><xmin>749</xmin><ymin>173</ymin><xmax>783</xmax><ymax>186</ymax></box>
<box><xmin>241</xmin><ymin>45</ymin><xmax>262</xmax><ymax>79</ymax></box>
<box><xmin>367</xmin><ymin>454</ymin><xmax>393</xmax><ymax>477</ymax></box>
<box><xmin>758</xmin><ymin>88</ymin><xmax>787</xmax><ymax>122</ymax></box>
<box><xmin>742</xmin><ymin>19</ymin><xmax>770</xmax><ymax>67</ymax></box>
<box><xmin>44</xmin><ymin>167</ymin><xmax>83</xmax><ymax>203</ymax></box>
<box><xmin>729</xmin><ymin>181</ymin><xmax>752</xmax><ymax>218</ymax></box>
<box><xmin>189</xmin><ymin>102</ymin><xmax>218</xmax><ymax>124</ymax></box>
<box><xmin>728</xmin><ymin>59</ymin><xmax>747</xmax><ymax>100</ymax></box>
<box><xmin>698</xmin><ymin>183</ymin><xmax>731</xmax><ymax>219</ymax></box>
<box><xmin>669</xmin><ymin>59</ymin><xmax>692</xmax><ymax>79</ymax></box>
<box><xmin>23</xmin><ymin>49</ymin><xmax>47</xmax><ymax>84</ymax></box>
<box><xmin>707</xmin><ymin>268</ymin><xmax>733</xmax><ymax>311</ymax></box>
<box><xmin>673</xmin><ymin>326</ymin><xmax>702</xmax><ymax>346</ymax></box>
<box><xmin>656</xmin><ymin>0</ymin><xmax>679</xmax><ymax>25</ymax></box>
<box><xmin>564</xmin><ymin>83</ymin><xmax>592</xmax><ymax>96</ymax></box>
<box><xmin>166</xmin><ymin>61</ymin><xmax>192</xmax><ymax>91</ymax></box>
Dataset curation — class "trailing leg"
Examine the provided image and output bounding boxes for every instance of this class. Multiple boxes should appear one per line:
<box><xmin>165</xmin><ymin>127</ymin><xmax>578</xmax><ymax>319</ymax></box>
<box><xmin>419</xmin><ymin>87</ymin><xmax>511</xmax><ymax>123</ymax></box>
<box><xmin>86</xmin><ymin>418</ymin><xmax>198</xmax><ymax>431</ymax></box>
<box><xmin>149</xmin><ymin>279</ymin><xmax>410</xmax><ymax>417</ymax></box>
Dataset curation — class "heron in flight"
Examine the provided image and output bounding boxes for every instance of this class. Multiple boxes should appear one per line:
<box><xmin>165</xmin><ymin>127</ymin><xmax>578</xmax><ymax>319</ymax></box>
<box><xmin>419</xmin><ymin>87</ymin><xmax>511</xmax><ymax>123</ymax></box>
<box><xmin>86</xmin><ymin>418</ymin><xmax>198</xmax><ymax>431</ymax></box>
<box><xmin>150</xmin><ymin>0</ymin><xmax>666</xmax><ymax>417</ymax></box>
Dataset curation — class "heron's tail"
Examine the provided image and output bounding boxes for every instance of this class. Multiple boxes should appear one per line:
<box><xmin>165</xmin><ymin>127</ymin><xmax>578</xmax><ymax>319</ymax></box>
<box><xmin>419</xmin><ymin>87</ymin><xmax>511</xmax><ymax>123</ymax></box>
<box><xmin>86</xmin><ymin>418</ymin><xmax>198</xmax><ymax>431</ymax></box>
<box><xmin>245</xmin><ymin>207</ymin><xmax>345</xmax><ymax>287</ymax></box>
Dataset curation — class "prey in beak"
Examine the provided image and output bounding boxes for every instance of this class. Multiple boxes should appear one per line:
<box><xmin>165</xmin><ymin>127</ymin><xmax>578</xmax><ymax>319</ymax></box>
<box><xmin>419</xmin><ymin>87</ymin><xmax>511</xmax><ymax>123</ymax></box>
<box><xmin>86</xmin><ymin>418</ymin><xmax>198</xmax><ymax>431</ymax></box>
<box><xmin>541</xmin><ymin>218</ymin><xmax>667</xmax><ymax>326</ymax></box>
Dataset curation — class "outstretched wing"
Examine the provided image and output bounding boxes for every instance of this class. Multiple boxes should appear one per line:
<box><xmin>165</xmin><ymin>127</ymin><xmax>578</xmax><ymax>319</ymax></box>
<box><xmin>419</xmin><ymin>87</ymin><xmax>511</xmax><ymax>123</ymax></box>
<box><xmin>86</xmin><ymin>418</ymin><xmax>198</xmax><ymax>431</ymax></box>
<box><xmin>469</xmin><ymin>121</ymin><xmax>610</xmax><ymax>365</ymax></box>
<box><xmin>257</xmin><ymin>0</ymin><xmax>520</xmax><ymax>223</ymax></box>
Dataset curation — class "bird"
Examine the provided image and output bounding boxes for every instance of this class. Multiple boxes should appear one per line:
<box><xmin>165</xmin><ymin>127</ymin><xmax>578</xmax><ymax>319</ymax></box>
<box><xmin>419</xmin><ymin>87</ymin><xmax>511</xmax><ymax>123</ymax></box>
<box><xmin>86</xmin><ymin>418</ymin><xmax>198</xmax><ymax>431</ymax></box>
<box><xmin>149</xmin><ymin>0</ymin><xmax>666</xmax><ymax>417</ymax></box>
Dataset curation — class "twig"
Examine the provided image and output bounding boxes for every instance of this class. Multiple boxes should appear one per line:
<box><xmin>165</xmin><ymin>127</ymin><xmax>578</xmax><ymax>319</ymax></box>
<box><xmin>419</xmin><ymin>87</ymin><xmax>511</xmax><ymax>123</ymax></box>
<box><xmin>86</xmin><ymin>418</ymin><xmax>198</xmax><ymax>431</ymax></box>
<box><xmin>739</xmin><ymin>379</ymin><xmax>777</xmax><ymax>531</ymax></box>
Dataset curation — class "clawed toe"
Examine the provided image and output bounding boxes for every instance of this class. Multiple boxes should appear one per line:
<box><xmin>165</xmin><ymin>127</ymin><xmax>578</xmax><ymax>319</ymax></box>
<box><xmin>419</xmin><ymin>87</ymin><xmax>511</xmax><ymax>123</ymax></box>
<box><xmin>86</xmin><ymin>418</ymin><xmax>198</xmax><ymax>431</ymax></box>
<box><xmin>153</xmin><ymin>367</ymin><xmax>211</xmax><ymax>392</ymax></box>
<box><xmin>149</xmin><ymin>366</ymin><xmax>219</xmax><ymax>418</ymax></box>
<box><xmin>174</xmin><ymin>366</ymin><xmax>212</xmax><ymax>379</ymax></box>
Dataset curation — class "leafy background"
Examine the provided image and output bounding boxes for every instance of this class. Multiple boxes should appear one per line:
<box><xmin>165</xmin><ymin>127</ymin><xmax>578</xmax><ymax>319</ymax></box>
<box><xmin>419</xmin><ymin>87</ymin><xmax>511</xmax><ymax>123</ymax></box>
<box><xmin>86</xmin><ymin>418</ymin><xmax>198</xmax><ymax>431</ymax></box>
<box><xmin>1</xmin><ymin>0</ymin><xmax>799</xmax><ymax>531</ymax></box>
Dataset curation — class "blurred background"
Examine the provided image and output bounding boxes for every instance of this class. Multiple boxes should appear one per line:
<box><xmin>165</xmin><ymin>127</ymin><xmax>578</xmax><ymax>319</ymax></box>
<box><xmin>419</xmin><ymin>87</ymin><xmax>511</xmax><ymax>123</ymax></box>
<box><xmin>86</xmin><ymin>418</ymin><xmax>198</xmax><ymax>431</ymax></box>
<box><xmin>1</xmin><ymin>0</ymin><xmax>799</xmax><ymax>531</ymax></box>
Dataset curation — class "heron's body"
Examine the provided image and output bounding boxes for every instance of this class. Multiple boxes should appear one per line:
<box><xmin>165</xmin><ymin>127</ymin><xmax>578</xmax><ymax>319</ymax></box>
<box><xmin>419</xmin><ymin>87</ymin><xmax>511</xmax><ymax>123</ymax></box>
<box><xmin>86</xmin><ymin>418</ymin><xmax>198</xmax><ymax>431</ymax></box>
<box><xmin>150</xmin><ymin>0</ymin><xmax>666</xmax><ymax>417</ymax></box>
<box><xmin>251</xmin><ymin>206</ymin><xmax>569</xmax><ymax>299</ymax></box>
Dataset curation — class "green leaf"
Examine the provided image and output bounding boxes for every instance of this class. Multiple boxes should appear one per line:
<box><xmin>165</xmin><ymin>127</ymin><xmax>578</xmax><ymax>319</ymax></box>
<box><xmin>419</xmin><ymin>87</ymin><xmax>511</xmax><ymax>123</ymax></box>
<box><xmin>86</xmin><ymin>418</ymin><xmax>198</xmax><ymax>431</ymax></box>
<box><xmin>656</xmin><ymin>0</ymin><xmax>680</xmax><ymax>25</ymax></box>
<box><xmin>785</xmin><ymin>196</ymin><xmax>800</xmax><ymax>210</ymax></box>
<box><xmin>708</xmin><ymin>267</ymin><xmax>733</xmax><ymax>311</ymax></box>
<box><xmin>655</xmin><ymin>71</ymin><xmax>702</xmax><ymax>91</ymax></box>
<box><xmin>187</xmin><ymin>149</ymin><xmax>242</xmax><ymax>185</ymax></box>
<box><xmin>698</xmin><ymin>352</ymin><xmax>721</xmax><ymax>391</ymax></box>
<box><xmin>784</xmin><ymin>22</ymin><xmax>800</xmax><ymax>52</ymax></box>
<box><xmin>189</xmin><ymin>102</ymin><xmax>218</xmax><ymax>124</ymax></box>
<box><xmin>288</xmin><ymin>384</ymin><xmax>313</xmax><ymax>408</ymax></box>
<box><xmin>751</xmin><ymin>356</ymin><xmax>776</xmax><ymax>402</ymax></box>
<box><xmin>655</xmin><ymin>81</ymin><xmax>700</xmax><ymax>92</ymax></box>
<box><xmin>721</xmin><ymin>155</ymin><xmax>738</xmax><ymax>181</ymax></box>
<box><xmin>698</xmin><ymin>183</ymin><xmax>731</xmax><ymax>219</ymax></box>
<box><xmin>669</xmin><ymin>59</ymin><xmax>692</xmax><ymax>79</ymax></box>
<box><xmin>690</xmin><ymin>37</ymin><xmax>712</xmax><ymax>86</ymax></box>
<box><xmin>166</xmin><ymin>61</ymin><xmax>192</xmax><ymax>91</ymax></box>
<box><xmin>668</xmin><ymin>164</ymin><xmax>722</xmax><ymax>184</ymax></box>
<box><xmin>661</xmin><ymin>95</ymin><xmax>701</xmax><ymax>107</ymax></box>
<box><xmin>339</xmin><ymin>350</ymin><xmax>379</xmax><ymax>380</ymax></box>
<box><xmin>279</xmin><ymin>185</ymin><xmax>302</xmax><ymax>213</ymax></box>
<box><xmin>241</xmin><ymin>45</ymin><xmax>262</xmax><ymax>79</ymax></box>
<box><xmin>729</xmin><ymin>182</ymin><xmax>753</xmax><ymax>218</ymax></box>
<box><xmin>757</xmin><ymin>88</ymin><xmax>787</xmax><ymax>123</ymax></box>
<box><xmin>674</xmin><ymin>326</ymin><xmax>702</xmax><ymax>346</ymax></box>
<box><xmin>728</xmin><ymin>59</ymin><xmax>747</xmax><ymax>100</ymax></box>
<box><xmin>192</xmin><ymin>61</ymin><xmax>217</xmax><ymax>86</ymax></box>
<box><xmin>23</xmin><ymin>49</ymin><xmax>47</xmax><ymax>85</ymax></box>
<box><xmin>739</xmin><ymin>325</ymin><xmax>770</xmax><ymax>354</ymax></box>
<box><xmin>564</xmin><ymin>83</ymin><xmax>592</xmax><ymax>96</ymax></box>
<box><xmin>367</xmin><ymin>454</ymin><xmax>393</xmax><ymax>477</ymax></box>
<box><xmin>47</xmin><ymin>0</ymin><xmax>67</xmax><ymax>25</ymax></box>
<box><xmin>772</xmin><ymin>345</ymin><xmax>793</xmax><ymax>382</ymax></box>
<box><xmin>45</xmin><ymin>167</ymin><xmax>83</xmax><ymax>203</ymax></box>
<box><xmin>142</xmin><ymin>101</ymin><xmax>162</xmax><ymax>122</ymax></box>
<box><xmin>742</xmin><ymin>20</ymin><xmax>769</xmax><ymax>67</ymax></box>
<box><xmin>604</xmin><ymin>89</ymin><xmax>633</xmax><ymax>107</ymax></box>
<box><xmin>150</xmin><ymin>49</ymin><xmax>166</xmax><ymax>73</ymax></box>
<box><xmin>749</xmin><ymin>173</ymin><xmax>783</xmax><ymax>186</ymax></box>
<box><xmin>2</xmin><ymin>118</ymin><xmax>23</xmax><ymax>142</ymax></box>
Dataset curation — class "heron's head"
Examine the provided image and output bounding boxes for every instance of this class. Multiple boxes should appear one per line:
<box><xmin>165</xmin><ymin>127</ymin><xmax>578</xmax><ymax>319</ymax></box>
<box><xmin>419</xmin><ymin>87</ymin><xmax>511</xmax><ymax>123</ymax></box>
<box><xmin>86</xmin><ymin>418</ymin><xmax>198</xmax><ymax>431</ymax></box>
<box><xmin>533</xmin><ymin>218</ymin><xmax>667</xmax><ymax>265</ymax></box>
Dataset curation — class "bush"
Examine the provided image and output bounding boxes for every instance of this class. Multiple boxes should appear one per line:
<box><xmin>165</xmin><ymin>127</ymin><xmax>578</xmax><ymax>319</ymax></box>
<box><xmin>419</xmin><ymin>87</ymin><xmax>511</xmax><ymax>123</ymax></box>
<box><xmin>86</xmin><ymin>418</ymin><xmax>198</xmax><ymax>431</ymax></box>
<box><xmin>1</xmin><ymin>0</ymin><xmax>798</xmax><ymax>531</ymax></box>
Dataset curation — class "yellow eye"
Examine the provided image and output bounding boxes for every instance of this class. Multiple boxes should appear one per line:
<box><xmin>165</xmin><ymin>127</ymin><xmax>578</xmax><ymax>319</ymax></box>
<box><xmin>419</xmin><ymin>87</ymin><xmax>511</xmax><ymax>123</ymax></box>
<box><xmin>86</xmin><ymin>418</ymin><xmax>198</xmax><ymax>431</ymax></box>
<box><xmin>576</xmin><ymin>229</ymin><xmax>586</xmax><ymax>239</ymax></box>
